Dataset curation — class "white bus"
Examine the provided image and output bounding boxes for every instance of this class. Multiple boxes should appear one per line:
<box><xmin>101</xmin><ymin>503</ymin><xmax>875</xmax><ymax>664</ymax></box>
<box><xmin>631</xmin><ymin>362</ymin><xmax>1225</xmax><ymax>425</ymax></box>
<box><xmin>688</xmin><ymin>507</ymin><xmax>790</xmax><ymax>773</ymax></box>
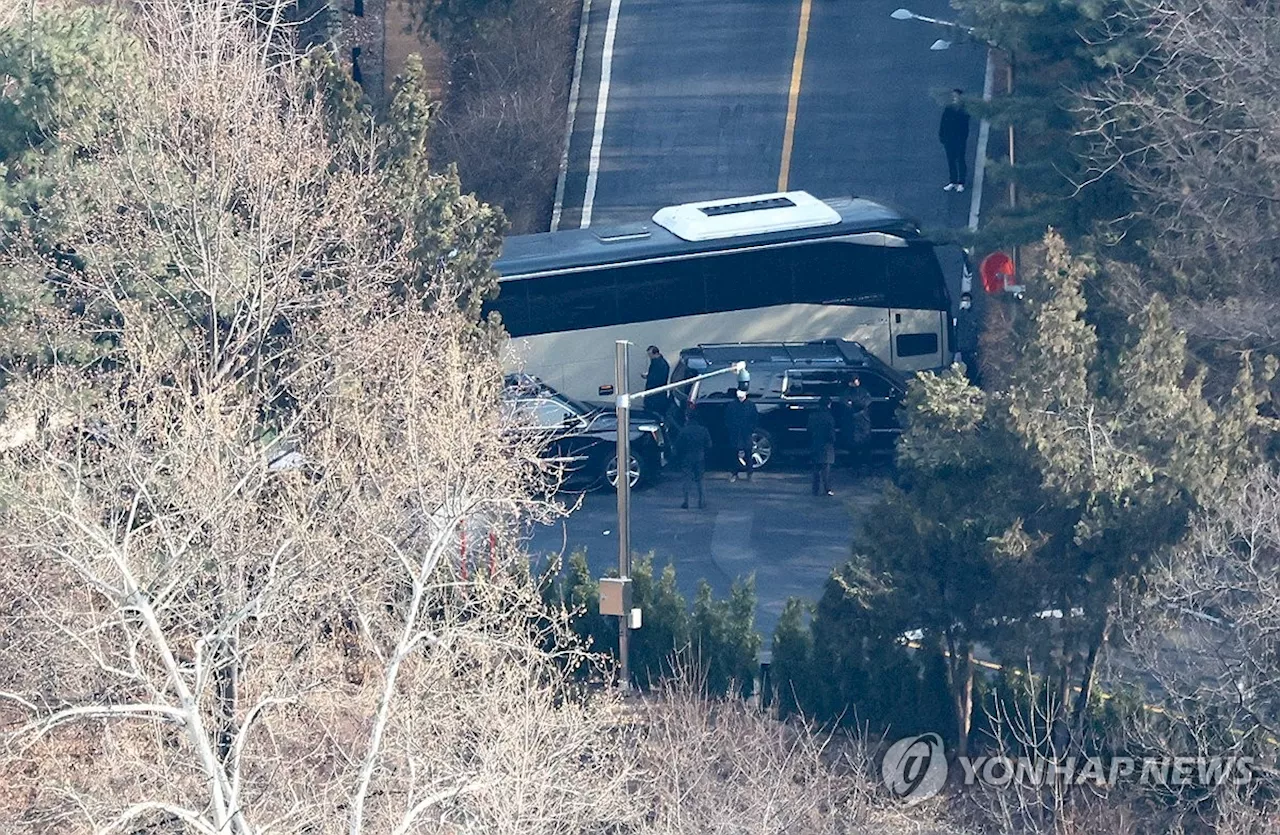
<box><xmin>486</xmin><ymin>191</ymin><xmax>952</xmax><ymax>400</ymax></box>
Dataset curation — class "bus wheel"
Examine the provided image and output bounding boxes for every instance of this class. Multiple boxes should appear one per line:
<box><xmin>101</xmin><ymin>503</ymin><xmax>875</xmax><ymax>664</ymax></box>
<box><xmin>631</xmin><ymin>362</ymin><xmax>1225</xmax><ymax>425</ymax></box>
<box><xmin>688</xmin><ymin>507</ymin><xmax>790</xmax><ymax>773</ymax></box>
<box><xmin>750</xmin><ymin>429</ymin><xmax>774</xmax><ymax>469</ymax></box>
<box><xmin>605</xmin><ymin>453</ymin><xmax>644</xmax><ymax>490</ymax></box>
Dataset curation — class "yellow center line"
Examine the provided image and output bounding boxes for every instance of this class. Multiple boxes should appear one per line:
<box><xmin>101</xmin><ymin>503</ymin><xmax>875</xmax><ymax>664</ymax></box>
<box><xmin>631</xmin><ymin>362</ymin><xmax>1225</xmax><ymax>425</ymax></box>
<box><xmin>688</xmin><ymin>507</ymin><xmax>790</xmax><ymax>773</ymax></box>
<box><xmin>778</xmin><ymin>0</ymin><xmax>813</xmax><ymax>192</ymax></box>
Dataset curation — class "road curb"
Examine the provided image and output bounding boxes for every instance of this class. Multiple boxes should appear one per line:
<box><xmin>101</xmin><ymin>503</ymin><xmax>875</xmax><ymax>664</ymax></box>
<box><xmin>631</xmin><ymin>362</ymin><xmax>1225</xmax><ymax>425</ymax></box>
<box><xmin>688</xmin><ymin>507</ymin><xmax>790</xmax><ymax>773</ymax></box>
<box><xmin>550</xmin><ymin>0</ymin><xmax>593</xmax><ymax>232</ymax></box>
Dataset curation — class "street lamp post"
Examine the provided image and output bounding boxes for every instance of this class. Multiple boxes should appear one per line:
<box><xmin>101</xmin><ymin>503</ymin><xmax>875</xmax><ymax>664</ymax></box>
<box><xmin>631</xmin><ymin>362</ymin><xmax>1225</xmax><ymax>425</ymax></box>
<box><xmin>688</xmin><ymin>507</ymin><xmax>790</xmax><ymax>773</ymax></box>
<box><xmin>606</xmin><ymin>340</ymin><xmax>747</xmax><ymax>691</ymax></box>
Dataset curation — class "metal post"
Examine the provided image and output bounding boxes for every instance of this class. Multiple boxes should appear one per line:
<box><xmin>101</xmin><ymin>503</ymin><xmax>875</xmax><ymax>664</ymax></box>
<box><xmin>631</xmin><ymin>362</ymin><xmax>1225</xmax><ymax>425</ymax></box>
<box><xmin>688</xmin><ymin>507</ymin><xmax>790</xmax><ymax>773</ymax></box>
<box><xmin>1006</xmin><ymin>58</ymin><xmax>1019</xmax><ymax>276</ymax></box>
<box><xmin>613</xmin><ymin>339</ymin><xmax>632</xmax><ymax>691</ymax></box>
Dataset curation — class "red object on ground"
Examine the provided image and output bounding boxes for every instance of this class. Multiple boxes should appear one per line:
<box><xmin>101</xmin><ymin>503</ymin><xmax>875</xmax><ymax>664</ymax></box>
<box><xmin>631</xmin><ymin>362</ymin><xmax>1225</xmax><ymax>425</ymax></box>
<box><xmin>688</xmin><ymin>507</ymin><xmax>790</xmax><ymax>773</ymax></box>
<box><xmin>980</xmin><ymin>251</ymin><xmax>1015</xmax><ymax>294</ymax></box>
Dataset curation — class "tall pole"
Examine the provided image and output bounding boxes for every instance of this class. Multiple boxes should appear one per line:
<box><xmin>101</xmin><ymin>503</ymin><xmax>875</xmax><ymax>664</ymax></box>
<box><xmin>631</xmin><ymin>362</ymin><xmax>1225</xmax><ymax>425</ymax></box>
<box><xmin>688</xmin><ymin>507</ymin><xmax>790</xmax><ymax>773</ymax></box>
<box><xmin>1006</xmin><ymin>58</ymin><xmax>1018</xmax><ymax>276</ymax></box>
<box><xmin>613</xmin><ymin>339</ymin><xmax>632</xmax><ymax>690</ymax></box>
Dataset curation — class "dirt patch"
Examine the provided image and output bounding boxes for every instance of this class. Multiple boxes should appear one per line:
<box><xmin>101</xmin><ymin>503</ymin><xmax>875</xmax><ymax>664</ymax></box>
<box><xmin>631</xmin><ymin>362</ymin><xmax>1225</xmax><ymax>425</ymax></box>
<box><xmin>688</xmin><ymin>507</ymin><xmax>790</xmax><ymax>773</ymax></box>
<box><xmin>384</xmin><ymin>0</ymin><xmax>447</xmax><ymax>101</ymax></box>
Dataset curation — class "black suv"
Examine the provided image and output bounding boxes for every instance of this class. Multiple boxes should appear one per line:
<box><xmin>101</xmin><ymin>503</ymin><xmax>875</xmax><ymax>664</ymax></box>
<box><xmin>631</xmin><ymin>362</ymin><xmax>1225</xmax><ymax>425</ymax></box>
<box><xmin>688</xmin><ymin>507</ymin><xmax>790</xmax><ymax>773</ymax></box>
<box><xmin>502</xmin><ymin>375</ymin><xmax>667</xmax><ymax>490</ymax></box>
<box><xmin>668</xmin><ymin>340</ymin><xmax>909</xmax><ymax>469</ymax></box>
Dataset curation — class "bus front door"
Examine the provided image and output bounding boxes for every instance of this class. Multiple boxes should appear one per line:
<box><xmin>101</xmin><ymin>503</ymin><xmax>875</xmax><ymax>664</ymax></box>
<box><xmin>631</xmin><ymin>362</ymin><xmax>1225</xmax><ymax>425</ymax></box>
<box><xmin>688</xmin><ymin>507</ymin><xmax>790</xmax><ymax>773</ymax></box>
<box><xmin>888</xmin><ymin>308</ymin><xmax>947</xmax><ymax>371</ymax></box>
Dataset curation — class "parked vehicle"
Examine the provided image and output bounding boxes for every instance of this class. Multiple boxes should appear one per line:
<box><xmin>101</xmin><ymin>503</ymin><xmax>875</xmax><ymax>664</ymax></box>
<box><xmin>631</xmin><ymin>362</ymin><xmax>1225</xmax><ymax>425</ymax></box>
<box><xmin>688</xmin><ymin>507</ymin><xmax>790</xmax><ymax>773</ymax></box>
<box><xmin>502</xmin><ymin>375</ymin><xmax>666</xmax><ymax>490</ymax></box>
<box><xmin>488</xmin><ymin>190</ymin><xmax>951</xmax><ymax>400</ymax></box>
<box><xmin>668</xmin><ymin>340</ymin><xmax>909</xmax><ymax>469</ymax></box>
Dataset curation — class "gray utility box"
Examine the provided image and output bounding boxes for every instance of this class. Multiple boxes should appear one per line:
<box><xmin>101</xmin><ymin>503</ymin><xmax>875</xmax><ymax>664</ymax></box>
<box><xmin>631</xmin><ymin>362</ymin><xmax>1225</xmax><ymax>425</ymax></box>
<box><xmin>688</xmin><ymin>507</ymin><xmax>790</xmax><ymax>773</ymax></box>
<box><xmin>598</xmin><ymin>577</ymin><xmax>632</xmax><ymax>617</ymax></box>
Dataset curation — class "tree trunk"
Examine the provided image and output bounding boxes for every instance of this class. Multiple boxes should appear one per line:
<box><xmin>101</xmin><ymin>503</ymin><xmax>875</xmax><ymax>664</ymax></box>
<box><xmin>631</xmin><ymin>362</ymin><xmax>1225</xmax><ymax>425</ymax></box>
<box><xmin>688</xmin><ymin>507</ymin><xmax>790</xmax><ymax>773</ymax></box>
<box><xmin>1071</xmin><ymin>607</ymin><xmax>1113</xmax><ymax>738</ymax></box>
<box><xmin>946</xmin><ymin>630</ymin><xmax>974</xmax><ymax>758</ymax></box>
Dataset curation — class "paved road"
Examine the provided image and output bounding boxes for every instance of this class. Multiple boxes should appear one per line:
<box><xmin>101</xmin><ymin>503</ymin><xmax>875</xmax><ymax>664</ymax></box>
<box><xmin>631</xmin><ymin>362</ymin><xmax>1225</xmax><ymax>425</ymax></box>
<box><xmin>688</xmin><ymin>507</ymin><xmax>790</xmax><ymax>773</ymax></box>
<box><xmin>555</xmin><ymin>0</ymin><xmax>986</xmax><ymax>233</ymax></box>
<box><xmin>534</xmin><ymin>0</ymin><xmax>987</xmax><ymax>641</ymax></box>
<box><xmin>527</xmin><ymin>463</ymin><xmax>889</xmax><ymax>640</ymax></box>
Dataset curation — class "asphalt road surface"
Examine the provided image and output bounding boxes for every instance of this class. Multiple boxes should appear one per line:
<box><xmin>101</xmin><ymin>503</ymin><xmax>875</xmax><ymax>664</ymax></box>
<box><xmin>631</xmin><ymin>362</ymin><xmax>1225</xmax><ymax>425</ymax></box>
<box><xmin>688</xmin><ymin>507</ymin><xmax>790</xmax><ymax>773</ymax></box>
<box><xmin>526</xmin><ymin>462</ymin><xmax>890</xmax><ymax>640</ymax></box>
<box><xmin>534</xmin><ymin>0</ymin><xmax>987</xmax><ymax>642</ymax></box>
<box><xmin>554</xmin><ymin>0</ymin><xmax>987</xmax><ymax>233</ymax></box>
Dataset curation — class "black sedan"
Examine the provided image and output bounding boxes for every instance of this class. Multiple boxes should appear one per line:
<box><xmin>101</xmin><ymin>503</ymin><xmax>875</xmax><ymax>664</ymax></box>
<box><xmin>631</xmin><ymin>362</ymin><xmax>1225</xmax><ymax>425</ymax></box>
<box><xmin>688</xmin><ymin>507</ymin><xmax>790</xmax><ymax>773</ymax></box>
<box><xmin>502</xmin><ymin>376</ymin><xmax>666</xmax><ymax>490</ymax></box>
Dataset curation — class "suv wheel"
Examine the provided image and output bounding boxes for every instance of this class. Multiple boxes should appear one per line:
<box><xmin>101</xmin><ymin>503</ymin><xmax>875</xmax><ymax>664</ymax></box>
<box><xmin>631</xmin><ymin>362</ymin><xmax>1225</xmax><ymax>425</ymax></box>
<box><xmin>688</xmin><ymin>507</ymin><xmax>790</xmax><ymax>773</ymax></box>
<box><xmin>604</xmin><ymin>452</ymin><xmax>644</xmax><ymax>490</ymax></box>
<box><xmin>750</xmin><ymin>429</ymin><xmax>774</xmax><ymax>469</ymax></box>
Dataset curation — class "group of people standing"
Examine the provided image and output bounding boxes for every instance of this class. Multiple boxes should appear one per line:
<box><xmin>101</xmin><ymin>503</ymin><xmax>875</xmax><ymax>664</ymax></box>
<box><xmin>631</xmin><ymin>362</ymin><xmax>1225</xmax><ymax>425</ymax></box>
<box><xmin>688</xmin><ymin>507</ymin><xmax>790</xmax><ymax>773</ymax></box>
<box><xmin>641</xmin><ymin>346</ymin><xmax>875</xmax><ymax>510</ymax></box>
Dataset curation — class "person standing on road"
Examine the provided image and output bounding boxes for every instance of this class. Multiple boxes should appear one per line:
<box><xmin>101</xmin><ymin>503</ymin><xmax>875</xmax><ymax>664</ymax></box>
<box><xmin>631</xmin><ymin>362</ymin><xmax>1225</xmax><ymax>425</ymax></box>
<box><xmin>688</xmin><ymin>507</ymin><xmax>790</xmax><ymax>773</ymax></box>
<box><xmin>642</xmin><ymin>345</ymin><xmax>671</xmax><ymax>415</ymax></box>
<box><xmin>724</xmin><ymin>388</ymin><xmax>758</xmax><ymax>482</ymax></box>
<box><xmin>675</xmin><ymin>410</ymin><xmax>713</xmax><ymax>509</ymax></box>
<box><xmin>838</xmin><ymin>375</ymin><xmax>873</xmax><ymax>473</ymax></box>
<box><xmin>807</xmin><ymin>396</ymin><xmax>837</xmax><ymax>497</ymax></box>
<box><xmin>939</xmin><ymin>88</ymin><xmax>971</xmax><ymax>192</ymax></box>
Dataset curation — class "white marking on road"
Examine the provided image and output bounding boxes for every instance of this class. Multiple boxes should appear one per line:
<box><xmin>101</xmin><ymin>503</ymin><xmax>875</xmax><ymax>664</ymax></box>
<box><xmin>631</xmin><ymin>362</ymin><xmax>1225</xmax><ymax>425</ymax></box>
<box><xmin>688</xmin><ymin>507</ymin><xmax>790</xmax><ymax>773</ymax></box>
<box><xmin>967</xmin><ymin>47</ymin><xmax>996</xmax><ymax>231</ymax></box>
<box><xmin>580</xmin><ymin>0</ymin><xmax>622</xmax><ymax>228</ymax></box>
<box><xmin>551</xmin><ymin>0</ymin><xmax>593</xmax><ymax>232</ymax></box>
<box><xmin>710</xmin><ymin>509</ymin><xmax>754</xmax><ymax>570</ymax></box>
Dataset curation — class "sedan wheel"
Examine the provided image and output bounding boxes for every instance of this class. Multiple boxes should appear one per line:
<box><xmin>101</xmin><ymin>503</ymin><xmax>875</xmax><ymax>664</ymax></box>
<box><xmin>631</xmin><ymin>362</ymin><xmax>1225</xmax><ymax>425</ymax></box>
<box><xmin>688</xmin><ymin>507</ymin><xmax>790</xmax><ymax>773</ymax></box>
<box><xmin>605</xmin><ymin>453</ymin><xmax>643</xmax><ymax>490</ymax></box>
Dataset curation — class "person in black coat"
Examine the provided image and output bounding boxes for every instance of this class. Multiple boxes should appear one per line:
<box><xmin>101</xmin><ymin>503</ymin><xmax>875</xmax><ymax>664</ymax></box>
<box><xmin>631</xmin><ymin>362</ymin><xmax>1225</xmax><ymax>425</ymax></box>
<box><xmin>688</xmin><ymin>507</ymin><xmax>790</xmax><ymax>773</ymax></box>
<box><xmin>838</xmin><ymin>375</ymin><xmax>873</xmax><ymax>473</ymax></box>
<box><xmin>724</xmin><ymin>388</ymin><xmax>758</xmax><ymax>482</ymax></box>
<box><xmin>642</xmin><ymin>346</ymin><xmax>671</xmax><ymax>415</ymax></box>
<box><xmin>674</xmin><ymin>410</ymin><xmax>713</xmax><ymax>509</ymax></box>
<box><xmin>807</xmin><ymin>396</ymin><xmax>837</xmax><ymax>496</ymax></box>
<box><xmin>939</xmin><ymin>88</ymin><xmax>971</xmax><ymax>192</ymax></box>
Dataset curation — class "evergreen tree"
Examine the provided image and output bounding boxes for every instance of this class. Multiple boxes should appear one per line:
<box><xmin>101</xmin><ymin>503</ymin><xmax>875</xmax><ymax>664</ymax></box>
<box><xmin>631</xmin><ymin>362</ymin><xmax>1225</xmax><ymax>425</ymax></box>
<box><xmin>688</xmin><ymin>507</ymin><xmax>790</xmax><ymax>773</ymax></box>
<box><xmin>691</xmin><ymin>577</ymin><xmax>762</xmax><ymax>699</ymax></box>
<box><xmin>769</xmin><ymin>598</ymin><xmax>813</xmax><ymax>718</ymax></box>
<box><xmin>627</xmin><ymin>556</ymin><xmax>691</xmax><ymax>688</ymax></box>
<box><xmin>952</xmin><ymin>0</ymin><xmax>1148</xmax><ymax>254</ymax></box>
<box><xmin>791</xmin><ymin>232</ymin><xmax>1270</xmax><ymax>754</ymax></box>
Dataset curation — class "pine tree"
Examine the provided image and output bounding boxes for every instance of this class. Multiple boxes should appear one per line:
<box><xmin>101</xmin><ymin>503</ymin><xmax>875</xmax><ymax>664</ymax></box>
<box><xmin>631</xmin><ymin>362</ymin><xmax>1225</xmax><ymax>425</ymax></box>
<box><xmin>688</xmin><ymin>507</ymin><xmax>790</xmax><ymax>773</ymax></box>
<box><xmin>793</xmin><ymin>231</ymin><xmax>1270</xmax><ymax>754</ymax></box>
<box><xmin>770</xmin><ymin>598</ymin><xmax>813</xmax><ymax>718</ymax></box>
<box><xmin>952</xmin><ymin>0</ymin><xmax>1148</xmax><ymax>253</ymax></box>
<box><xmin>692</xmin><ymin>577</ymin><xmax>762</xmax><ymax>699</ymax></box>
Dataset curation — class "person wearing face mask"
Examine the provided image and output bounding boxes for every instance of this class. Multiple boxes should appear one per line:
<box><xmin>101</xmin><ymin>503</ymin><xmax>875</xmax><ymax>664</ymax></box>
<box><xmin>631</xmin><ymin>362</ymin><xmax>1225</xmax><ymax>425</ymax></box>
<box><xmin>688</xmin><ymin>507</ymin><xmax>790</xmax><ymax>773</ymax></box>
<box><xmin>724</xmin><ymin>387</ymin><xmax>758</xmax><ymax>482</ymax></box>
<box><xmin>953</xmin><ymin>291</ymin><xmax>981</xmax><ymax>386</ymax></box>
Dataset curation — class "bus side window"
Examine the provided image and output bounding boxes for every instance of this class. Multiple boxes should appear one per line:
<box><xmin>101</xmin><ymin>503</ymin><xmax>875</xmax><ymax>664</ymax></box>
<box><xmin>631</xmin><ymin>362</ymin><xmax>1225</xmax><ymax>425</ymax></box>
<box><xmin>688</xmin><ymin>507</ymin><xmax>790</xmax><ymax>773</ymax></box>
<box><xmin>791</xmin><ymin>242</ymin><xmax>888</xmax><ymax>307</ymax></box>
<box><xmin>524</xmin><ymin>272</ymin><xmax>619</xmax><ymax>333</ymax></box>
<box><xmin>617</xmin><ymin>259</ymin><xmax>706</xmax><ymax>321</ymax></box>
<box><xmin>885</xmin><ymin>245</ymin><xmax>949</xmax><ymax>309</ymax></box>
<box><xmin>702</xmin><ymin>248</ymin><xmax>793</xmax><ymax>314</ymax></box>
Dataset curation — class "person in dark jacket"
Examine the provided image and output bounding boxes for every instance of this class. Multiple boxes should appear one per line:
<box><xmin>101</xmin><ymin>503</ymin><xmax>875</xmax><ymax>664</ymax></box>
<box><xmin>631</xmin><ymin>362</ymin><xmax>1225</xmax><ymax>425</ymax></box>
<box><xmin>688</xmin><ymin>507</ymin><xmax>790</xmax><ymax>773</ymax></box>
<box><xmin>807</xmin><ymin>396</ymin><xmax>837</xmax><ymax>496</ymax></box>
<box><xmin>838</xmin><ymin>375</ymin><xmax>873</xmax><ymax>473</ymax></box>
<box><xmin>642</xmin><ymin>346</ymin><xmax>671</xmax><ymax>415</ymax></box>
<box><xmin>724</xmin><ymin>388</ymin><xmax>758</xmax><ymax>482</ymax></box>
<box><xmin>674</xmin><ymin>410</ymin><xmax>713</xmax><ymax>509</ymax></box>
<box><xmin>939</xmin><ymin>88</ymin><xmax>971</xmax><ymax>192</ymax></box>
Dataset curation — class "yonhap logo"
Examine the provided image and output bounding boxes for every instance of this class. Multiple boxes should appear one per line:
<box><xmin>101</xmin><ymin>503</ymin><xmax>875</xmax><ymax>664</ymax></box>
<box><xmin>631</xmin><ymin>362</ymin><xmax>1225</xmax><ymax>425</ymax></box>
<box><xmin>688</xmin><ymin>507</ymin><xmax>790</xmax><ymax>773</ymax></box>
<box><xmin>882</xmin><ymin>733</ymin><xmax>948</xmax><ymax>804</ymax></box>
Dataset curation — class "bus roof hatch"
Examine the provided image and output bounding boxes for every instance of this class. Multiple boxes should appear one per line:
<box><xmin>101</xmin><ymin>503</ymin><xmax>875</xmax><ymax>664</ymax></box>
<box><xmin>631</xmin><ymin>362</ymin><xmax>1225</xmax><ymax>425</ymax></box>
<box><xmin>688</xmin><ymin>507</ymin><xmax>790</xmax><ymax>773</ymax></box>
<box><xmin>651</xmin><ymin>190</ymin><xmax>842</xmax><ymax>242</ymax></box>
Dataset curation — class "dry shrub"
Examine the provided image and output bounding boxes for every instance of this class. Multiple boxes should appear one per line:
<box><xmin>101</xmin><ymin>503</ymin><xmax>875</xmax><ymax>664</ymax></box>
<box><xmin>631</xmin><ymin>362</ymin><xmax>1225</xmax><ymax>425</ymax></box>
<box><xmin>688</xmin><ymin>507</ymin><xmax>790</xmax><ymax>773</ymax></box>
<box><xmin>432</xmin><ymin>0</ymin><xmax>578</xmax><ymax>233</ymax></box>
<box><xmin>631</xmin><ymin>680</ymin><xmax>962</xmax><ymax>835</ymax></box>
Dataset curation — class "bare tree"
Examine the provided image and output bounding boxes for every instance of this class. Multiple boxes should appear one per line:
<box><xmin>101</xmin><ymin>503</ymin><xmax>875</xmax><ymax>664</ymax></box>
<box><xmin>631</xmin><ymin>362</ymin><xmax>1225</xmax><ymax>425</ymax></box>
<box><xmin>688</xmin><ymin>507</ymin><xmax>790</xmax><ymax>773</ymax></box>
<box><xmin>1080</xmin><ymin>0</ymin><xmax>1280</xmax><ymax>348</ymax></box>
<box><xmin>429</xmin><ymin>0</ymin><xmax>578</xmax><ymax>232</ymax></box>
<box><xmin>1121</xmin><ymin>466</ymin><xmax>1280</xmax><ymax>749</ymax></box>
<box><xmin>630</xmin><ymin>679</ymin><xmax>954</xmax><ymax>835</ymax></box>
<box><xmin>0</xmin><ymin>2</ymin><xmax>646</xmax><ymax>833</ymax></box>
